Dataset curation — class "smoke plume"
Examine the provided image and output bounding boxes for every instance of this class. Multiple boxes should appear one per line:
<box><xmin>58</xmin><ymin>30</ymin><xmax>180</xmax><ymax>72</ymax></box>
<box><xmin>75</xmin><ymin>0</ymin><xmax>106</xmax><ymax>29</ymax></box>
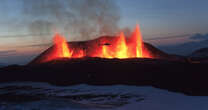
<box><xmin>22</xmin><ymin>0</ymin><xmax>120</xmax><ymax>41</ymax></box>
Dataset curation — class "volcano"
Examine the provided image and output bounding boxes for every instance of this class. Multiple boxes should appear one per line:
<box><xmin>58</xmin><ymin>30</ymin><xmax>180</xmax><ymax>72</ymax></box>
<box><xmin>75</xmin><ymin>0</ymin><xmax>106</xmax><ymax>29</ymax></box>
<box><xmin>30</xmin><ymin>25</ymin><xmax>180</xmax><ymax>65</ymax></box>
<box><xmin>30</xmin><ymin>37</ymin><xmax>171</xmax><ymax>65</ymax></box>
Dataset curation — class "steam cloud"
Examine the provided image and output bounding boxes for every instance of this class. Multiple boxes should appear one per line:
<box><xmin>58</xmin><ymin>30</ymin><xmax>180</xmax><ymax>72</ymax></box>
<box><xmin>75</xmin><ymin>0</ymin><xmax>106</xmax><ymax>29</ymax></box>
<box><xmin>22</xmin><ymin>0</ymin><xmax>121</xmax><ymax>41</ymax></box>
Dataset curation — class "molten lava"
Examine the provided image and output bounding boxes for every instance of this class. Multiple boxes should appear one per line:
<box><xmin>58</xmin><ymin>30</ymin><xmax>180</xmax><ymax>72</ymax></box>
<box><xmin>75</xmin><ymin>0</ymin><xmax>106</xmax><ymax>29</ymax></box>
<box><xmin>101</xmin><ymin>32</ymin><xmax>128</xmax><ymax>59</ymax></box>
<box><xmin>128</xmin><ymin>25</ymin><xmax>144</xmax><ymax>57</ymax></box>
<box><xmin>53</xmin><ymin>33</ymin><xmax>72</xmax><ymax>58</ymax></box>
<box><xmin>43</xmin><ymin>25</ymin><xmax>152</xmax><ymax>63</ymax></box>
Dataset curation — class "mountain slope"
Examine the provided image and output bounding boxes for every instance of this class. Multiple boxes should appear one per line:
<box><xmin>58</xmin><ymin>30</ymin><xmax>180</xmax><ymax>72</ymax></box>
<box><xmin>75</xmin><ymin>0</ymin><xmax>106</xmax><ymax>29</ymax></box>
<box><xmin>159</xmin><ymin>39</ymin><xmax>208</xmax><ymax>56</ymax></box>
<box><xmin>190</xmin><ymin>48</ymin><xmax>208</xmax><ymax>58</ymax></box>
<box><xmin>0</xmin><ymin>63</ymin><xmax>7</xmax><ymax>68</ymax></box>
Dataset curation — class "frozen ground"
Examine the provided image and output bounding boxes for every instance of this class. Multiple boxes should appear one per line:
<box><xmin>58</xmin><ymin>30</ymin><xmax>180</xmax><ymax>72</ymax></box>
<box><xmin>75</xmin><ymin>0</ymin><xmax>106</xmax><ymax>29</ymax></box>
<box><xmin>0</xmin><ymin>82</ymin><xmax>208</xmax><ymax>110</ymax></box>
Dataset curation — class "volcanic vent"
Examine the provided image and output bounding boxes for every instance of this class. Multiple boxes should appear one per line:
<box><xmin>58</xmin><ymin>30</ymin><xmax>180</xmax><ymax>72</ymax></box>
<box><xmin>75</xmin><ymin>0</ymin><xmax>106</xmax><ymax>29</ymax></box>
<box><xmin>30</xmin><ymin>25</ymin><xmax>169</xmax><ymax>65</ymax></box>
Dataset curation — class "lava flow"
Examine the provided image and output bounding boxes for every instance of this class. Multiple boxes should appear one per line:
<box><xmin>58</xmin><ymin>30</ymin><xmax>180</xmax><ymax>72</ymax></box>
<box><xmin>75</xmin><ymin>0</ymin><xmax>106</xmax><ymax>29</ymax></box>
<box><xmin>43</xmin><ymin>25</ymin><xmax>152</xmax><ymax>63</ymax></box>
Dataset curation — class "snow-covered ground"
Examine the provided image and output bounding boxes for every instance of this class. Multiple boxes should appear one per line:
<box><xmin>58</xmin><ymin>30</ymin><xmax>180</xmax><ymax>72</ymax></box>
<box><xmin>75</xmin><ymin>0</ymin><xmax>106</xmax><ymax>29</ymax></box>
<box><xmin>0</xmin><ymin>82</ymin><xmax>208</xmax><ymax>110</ymax></box>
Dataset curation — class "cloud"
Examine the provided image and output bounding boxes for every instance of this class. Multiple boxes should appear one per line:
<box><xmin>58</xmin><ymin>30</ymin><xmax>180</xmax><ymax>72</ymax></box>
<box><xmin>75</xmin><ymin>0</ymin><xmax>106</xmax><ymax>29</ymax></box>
<box><xmin>21</xmin><ymin>0</ymin><xmax>121</xmax><ymax>41</ymax></box>
<box><xmin>0</xmin><ymin>50</ymin><xmax>17</xmax><ymax>57</ymax></box>
<box><xmin>0</xmin><ymin>33</ymin><xmax>51</xmax><ymax>38</ymax></box>
<box><xmin>190</xmin><ymin>33</ymin><xmax>208</xmax><ymax>40</ymax></box>
<box><xmin>0</xmin><ymin>50</ymin><xmax>39</xmax><ymax>65</ymax></box>
<box><xmin>19</xmin><ymin>43</ymin><xmax>51</xmax><ymax>48</ymax></box>
<box><xmin>146</xmin><ymin>34</ymin><xmax>190</xmax><ymax>41</ymax></box>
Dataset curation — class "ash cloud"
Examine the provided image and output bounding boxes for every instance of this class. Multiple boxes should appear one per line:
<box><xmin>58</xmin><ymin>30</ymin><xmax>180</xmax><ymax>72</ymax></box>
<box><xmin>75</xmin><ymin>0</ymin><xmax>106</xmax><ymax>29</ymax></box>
<box><xmin>22</xmin><ymin>0</ymin><xmax>121</xmax><ymax>41</ymax></box>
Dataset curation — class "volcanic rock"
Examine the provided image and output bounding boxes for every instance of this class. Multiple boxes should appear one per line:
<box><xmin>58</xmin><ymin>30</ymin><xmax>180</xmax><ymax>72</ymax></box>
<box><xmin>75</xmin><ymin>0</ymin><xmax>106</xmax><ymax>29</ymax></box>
<box><xmin>1</xmin><ymin>57</ymin><xmax>208</xmax><ymax>96</ymax></box>
<box><xmin>190</xmin><ymin>48</ymin><xmax>208</xmax><ymax>58</ymax></box>
<box><xmin>188</xmin><ymin>48</ymin><xmax>208</xmax><ymax>63</ymax></box>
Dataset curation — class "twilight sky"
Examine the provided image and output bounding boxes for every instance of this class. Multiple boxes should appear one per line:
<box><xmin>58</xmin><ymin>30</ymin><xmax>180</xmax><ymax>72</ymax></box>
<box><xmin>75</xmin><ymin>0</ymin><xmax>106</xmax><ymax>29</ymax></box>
<box><xmin>0</xmin><ymin>0</ymin><xmax>208</xmax><ymax>64</ymax></box>
<box><xmin>118</xmin><ymin>0</ymin><xmax>208</xmax><ymax>35</ymax></box>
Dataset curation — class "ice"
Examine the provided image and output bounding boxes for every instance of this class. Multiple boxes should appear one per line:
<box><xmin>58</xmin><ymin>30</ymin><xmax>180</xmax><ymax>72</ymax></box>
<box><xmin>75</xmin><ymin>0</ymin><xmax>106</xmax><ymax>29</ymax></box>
<box><xmin>0</xmin><ymin>82</ymin><xmax>208</xmax><ymax>110</ymax></box>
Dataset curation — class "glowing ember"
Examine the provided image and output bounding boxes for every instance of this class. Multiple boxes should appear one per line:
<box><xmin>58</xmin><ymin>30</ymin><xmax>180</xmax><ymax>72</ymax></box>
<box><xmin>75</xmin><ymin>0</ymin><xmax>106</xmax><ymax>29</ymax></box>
<box><xmin>43</xmin><ymin>25</ymin><xmax>152</xmax><ymax>62</ymax></box>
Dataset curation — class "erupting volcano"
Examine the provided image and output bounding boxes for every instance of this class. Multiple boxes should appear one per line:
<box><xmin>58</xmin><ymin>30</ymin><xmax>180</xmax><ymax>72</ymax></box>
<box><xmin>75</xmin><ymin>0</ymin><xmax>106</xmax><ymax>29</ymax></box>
<box><xmin>40</xmin><ymin>25</ymin><xmax>152</xmax><ymax>63</ymax></box>
<box><xmin>30</xmin><ymin>24</ymin><xmax>175</xmax><ymax>65</ymax></box>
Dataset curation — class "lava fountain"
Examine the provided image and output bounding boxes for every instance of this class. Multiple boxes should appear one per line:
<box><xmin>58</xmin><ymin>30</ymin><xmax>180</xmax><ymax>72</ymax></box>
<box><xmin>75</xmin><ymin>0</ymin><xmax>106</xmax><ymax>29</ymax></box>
<box><xmin>53</xmin><ymin>33</ymin><xmax>72</xmax><ymax>58</ymax></box>
<box><xmin>41</xmin><ymin>25</ymin><xmax>152</xmax><ymax>63</ymax></box>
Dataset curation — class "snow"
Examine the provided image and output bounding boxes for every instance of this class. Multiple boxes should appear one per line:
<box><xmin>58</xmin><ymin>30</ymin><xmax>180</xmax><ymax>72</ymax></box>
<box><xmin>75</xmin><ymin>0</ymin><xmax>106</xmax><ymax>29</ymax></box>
<box><xmin>0</xmin><ymin>82</ymin><xmax>208</xmax><ymax>110</ymax></box>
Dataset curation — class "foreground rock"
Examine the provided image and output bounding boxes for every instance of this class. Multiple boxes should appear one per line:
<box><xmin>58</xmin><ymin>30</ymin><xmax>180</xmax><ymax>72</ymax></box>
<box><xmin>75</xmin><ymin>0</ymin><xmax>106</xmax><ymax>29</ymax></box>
<box><xmin>0</xmin><ymin>57</ymin><xmax>208</xmax><ymax>96</ymax></box>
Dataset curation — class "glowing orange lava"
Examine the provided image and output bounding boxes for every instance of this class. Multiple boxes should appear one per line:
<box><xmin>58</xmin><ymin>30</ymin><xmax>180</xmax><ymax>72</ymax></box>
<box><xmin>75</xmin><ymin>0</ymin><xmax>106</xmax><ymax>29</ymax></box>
<box><xmin>101</xmin><ymin>32</ymin><xmax>128</xmax><ymax>59</ymax></box>
<box><xmin>129</xmin><ymin>24</ymin><xmax>143</xmax><ymax>58</ymax></box>
<box><xmin>98</xmin><ymin>25</ymin><xmax>148</xmax><ymax>59</ymax></box>
<box><xmin>53</xmin><ymin>33</ymin><xmax>72</xmax><ymax>58</ymax></box>
<box><xmin>44</xmin><ymin>25</ymin><xmax>151</xmax><ymax>62</ymax></box>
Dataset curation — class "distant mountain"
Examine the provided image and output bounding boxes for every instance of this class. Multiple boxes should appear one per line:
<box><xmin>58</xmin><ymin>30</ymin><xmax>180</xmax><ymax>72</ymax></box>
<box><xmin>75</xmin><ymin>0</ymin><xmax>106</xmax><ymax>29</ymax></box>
<box><xmin>187</xmin><ymin>48</ymin><xmax>208</xmax><ymax>63</ymax></box>
<box><xmin>159</xmin><ymin>39</ymin><xmax>208</xmax><ymax>56</ymax></box>
<box><xmin>190</xmin><ymin>48</ymin><xmax>208</xmax><ymax>58</ymax></box>
<box><xmin>0</xmin><ymin>63</ymin><xmax>7</xmax><ymax>68</ymax></box>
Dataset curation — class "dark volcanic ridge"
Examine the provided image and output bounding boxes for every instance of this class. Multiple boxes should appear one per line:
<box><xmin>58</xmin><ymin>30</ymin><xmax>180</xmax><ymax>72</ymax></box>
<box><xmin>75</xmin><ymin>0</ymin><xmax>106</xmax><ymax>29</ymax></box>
<box><xmin>1</xmin><ymin>56</ymin><xmax>208</xmax><ymax>96</ymax></box>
